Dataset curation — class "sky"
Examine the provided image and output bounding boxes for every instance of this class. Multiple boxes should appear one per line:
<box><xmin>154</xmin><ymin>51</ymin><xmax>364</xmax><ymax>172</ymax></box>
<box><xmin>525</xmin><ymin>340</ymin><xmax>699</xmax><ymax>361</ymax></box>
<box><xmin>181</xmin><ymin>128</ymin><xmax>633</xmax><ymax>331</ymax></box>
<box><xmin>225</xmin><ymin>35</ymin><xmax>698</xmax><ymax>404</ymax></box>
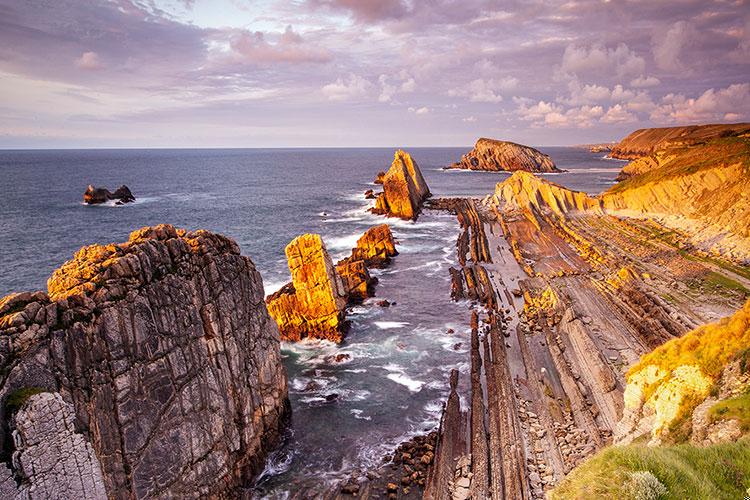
<box><xmin>0</xmin><ymin>0</ymin><xmax>748</xmax><ymax>148</ymax></box>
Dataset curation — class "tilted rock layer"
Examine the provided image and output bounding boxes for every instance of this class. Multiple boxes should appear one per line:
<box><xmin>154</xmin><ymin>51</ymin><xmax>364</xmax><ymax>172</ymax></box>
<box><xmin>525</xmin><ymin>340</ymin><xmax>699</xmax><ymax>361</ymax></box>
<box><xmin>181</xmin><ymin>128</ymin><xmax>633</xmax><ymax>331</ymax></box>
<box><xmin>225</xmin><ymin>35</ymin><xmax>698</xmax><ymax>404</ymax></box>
<box><xmin>350</xmin><ymin>223</ymin><xmax>398</xmax><ymax>267</ymax></box>
<box><xmin>266</xmin><ymin>234</ymin><xmax>348</xmax><ymax>342</ymax></box>
<box><xmin>371</xmin><ymin>150</ymin><xmax>431</xmax><ymax>220</ymax></box>
<box><xmin>450</xmin><ymin>138</ymin><xmax>560</xmax><ymax>173</ymax></box>
<box><xmin>609</xmin><ymin>122</ymin><xmax>750</xmax><ymax>160</ymax></box>
<box><xmin>0</xmin><ymin>224</ymin><xmax>289</xmax><ymax>499</ymax></box>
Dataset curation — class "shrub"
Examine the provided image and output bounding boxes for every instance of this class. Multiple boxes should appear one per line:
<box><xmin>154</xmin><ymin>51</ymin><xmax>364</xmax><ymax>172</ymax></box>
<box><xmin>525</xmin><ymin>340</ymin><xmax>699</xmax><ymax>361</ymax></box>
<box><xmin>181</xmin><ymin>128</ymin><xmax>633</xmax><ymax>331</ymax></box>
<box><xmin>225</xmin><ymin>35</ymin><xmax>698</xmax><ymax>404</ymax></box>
<box><xmin>627</xmin><ymin>471</ymin><xmax>667</xmax><ymax>500</ymax></box>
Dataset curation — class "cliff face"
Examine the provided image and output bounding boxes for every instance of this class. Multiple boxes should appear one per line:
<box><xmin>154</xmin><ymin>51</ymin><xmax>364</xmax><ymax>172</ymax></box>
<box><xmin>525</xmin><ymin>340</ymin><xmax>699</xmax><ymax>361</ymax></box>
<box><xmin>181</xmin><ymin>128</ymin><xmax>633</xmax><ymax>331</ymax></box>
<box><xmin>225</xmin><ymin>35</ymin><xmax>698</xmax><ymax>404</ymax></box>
<box><xmin>266</xmin><ymin>234</ymin><xmax>348</xmax><ymax>342</ymax></box>
<box><xmin>615</xmin><ymin>299</ymin><xmax>750</xmax><ymax>445</ymax></box>
<box><xmin>609</xmin><ymin>122</ymin><xmax>750</xmax><ymax>160</ymax></box>
<box><xmin>371</xmin><ymin>150</ymin><xmax>431</xmax><ymax>221</ymax></box>
<box><xmin>450</xmin><ymin>138</ymin><xmax>560</xmax><ymax>173</ymax></box>
<box><xmin>603</xmin><ymin>137</ymin><xmax>750</xmax><ymax>262</ymax></box>
<box><xmin>0</xmin><ymin>224</ymin><xmax>289</xmax><ymax>499</ymax></box>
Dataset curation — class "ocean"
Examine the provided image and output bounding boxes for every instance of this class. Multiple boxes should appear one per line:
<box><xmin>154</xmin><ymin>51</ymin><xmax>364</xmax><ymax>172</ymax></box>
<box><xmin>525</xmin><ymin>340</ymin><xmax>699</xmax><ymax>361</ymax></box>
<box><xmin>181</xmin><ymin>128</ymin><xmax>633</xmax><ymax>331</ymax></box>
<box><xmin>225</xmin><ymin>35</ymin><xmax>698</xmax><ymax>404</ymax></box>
<box><xmin>0</xmin><ymin>146</ymin><xmax>624</xmax><ymax>496</ymax></box>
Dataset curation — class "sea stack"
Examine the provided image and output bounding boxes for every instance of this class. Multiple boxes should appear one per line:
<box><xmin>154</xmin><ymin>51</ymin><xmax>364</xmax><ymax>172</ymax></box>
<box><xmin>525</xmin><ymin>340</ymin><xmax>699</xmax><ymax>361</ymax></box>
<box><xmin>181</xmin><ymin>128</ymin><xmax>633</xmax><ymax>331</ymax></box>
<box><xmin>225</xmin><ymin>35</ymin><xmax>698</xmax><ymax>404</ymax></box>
<box><xmin>0</xmin><ymin>224</ymin><xmax>289</xmax><ymax>498</ymax></box>
<box><xmin>83</xmin><ymin>184</ymin><xmax>136</xmax><ymax>205</ymax></box>
<box><xmin>266</xmin><ymin>234</ymin><xmax>349</xmax><ymax>342</ymax></box>
<box><xmin>371</xmin><ymin>150</ymin><xmax>431</xmax><ymax>221</ymax></box>
<box><xmin>449</xmin><ymin>138</ymin><xmax>560</xmax><ymax>173</ymax></box>
<box><xmin>336</xmin><ymin>224</ymin><xmax>398</xmax><ymax>302</ymax></box>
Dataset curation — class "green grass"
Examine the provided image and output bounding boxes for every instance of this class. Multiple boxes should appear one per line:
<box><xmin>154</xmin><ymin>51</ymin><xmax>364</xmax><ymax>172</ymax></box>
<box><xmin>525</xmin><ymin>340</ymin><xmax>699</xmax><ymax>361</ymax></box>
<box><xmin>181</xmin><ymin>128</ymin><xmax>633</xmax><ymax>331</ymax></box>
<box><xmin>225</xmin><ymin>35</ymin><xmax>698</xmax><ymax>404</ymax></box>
<box><xmin>549</xmin><ymin>438</ymin><xmax>750</xmax><ymax>499</ymax></box>
<box><xmin>5</xmin><ymin>387</ymin><xmax>47</xmax><ymax>414</ymax></box>
<box><xmin>703</xmin><ymin>272</ymin><xmax>750</xmax><ymax>295</ymax></box>
<box><xmin>709</xmin><ymin>391</ymin><xmax>750</xmax><ymax>432</ymax></box>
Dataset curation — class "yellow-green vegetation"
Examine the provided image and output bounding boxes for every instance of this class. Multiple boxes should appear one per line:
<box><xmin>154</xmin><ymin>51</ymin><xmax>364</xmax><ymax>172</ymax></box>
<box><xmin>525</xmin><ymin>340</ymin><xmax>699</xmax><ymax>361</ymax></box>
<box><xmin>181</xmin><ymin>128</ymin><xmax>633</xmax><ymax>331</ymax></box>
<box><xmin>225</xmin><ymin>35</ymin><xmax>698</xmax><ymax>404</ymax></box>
<box><xmin>606</xmin><ymin>136</ymin><xmax>750</xmax><ymax>195</ymax></box>
<box><xmin>709</xmin><ymin>391</ymin><xmax>750</xmax><ymax>432</ymax></box>
<box><xmin>5</xmin><ymin>386</ymin><xmax>46</xmax><ymax>414</ymax></box>
<box><xmin>549</xmin><ymin>438</ymin><xmax>750</xmax><ymax>500</ymax></box>
<box><xmin>629</xmin><ymin>299</ymin><xmax>750</xmax><ymax>383</ymax></box>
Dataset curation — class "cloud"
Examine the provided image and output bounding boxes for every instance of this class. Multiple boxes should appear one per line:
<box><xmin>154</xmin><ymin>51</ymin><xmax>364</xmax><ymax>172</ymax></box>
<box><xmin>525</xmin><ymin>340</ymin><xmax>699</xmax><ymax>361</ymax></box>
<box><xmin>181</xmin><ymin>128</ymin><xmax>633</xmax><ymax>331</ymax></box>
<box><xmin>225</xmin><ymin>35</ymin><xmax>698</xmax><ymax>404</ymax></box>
<box><xmin>515</xmin><ymin>98</ymin><xmax>604</xmax><ymax>128</ymax></box>
<box><xmin>75</xmin><ymin>51</ymin><xmax>102</xmax><ymax>70</ymax></box>
<box><xmin>630</xmin><ymin>75</ymin><xmax>660</xmax><ymax>88</ymax></box>
<box><xmin>308</xmin><ymin>0</ymin><xmax>408</xmax><ymax>22</ymax></box>
<box><xmin>652</xmin><ymin>20</ymin><xmax>694</xmax><ymax>72</ymax></box>
<box><xmin>449</xmin><ymin>77</ymin><xmax>516</xmax><ymax>103</ymax></box>
<box><xmin>378</xmin><ymin>72</ymin><xmax>416</xmax><ymax>102</ymax></box>
<box><xmin>228</xmin><ymin>25</ymin><xmax>331</xmax><ymax>64</ymax></box>
<box><xmin>601</xmin><ymin>104</ymin><xmax>637</xmax><ymax>124</ymax></box>
<box><xmin>408</xmin><ymin>106</ymin><xmax>430</xmax><ymax>114</ymax></box>
<box><xmin>322</xmin><ymin>74</ymin><xmax>373</xmax><ymax>101</ymax></box>
<box><xmin>462</xmin><ymin>116</ymin><xmax>477</xmax><ymax>122</ymax></box>
<box><xmin>560</xmin><ymin>43</ymin><xmax>645</xmax><ymax>79</ymax></box>
<box><xmin>650</xmin><ymin>83</ymin><xmax>750</xmax><ymax>124</ymax></box>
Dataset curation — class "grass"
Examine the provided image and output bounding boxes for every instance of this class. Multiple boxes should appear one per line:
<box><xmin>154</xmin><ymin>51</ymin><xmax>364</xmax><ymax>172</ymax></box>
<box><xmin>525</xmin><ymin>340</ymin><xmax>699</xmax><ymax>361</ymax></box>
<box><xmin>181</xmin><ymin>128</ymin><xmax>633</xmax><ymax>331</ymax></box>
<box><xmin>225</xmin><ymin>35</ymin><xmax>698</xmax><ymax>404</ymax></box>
<box><xmin>549</xmin><ymin>438</ymin><xmax>750</xmax><ymax>499</ymax></box>
<box><xmin>5</xmin><ymin>387</ymin><xmax>47</xmax><ymax>414</ymax></box>
<box><xmin>709</xmin><ymin>391</ymin><xmax>750</xmax><ymax>432</ymax></box>
<box><xmin>703</xmin><ymin>272</ymin><xmax>749</xmax><ymax>295</ymax></box>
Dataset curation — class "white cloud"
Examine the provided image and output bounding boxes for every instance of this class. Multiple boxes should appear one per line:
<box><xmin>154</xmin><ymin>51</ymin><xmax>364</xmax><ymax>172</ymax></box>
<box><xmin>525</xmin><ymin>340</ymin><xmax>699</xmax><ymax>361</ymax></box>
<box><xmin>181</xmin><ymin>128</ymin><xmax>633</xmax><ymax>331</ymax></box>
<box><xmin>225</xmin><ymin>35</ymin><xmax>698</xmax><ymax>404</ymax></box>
<box><xmin>601</xmin><ymin>104</ymin><xmax>637</xmax><ymax>124</ymax></box>
<box><xmin>408</xmin><ymin>106</ymin><xmax>430</xmax><ymax>114</ymax></box>
<box><xmin>449</xmin><ymin>77</ymin><xmax>516</xmax><ymax>103</ymax></box>
<box><xmin>75</xmin><ymin>51</ymin><xmax>102</xmax><ymax>69</ymax></box>
<box><xmin>626</xmin><ymin>91</ymin><xmax>657</xmax><ymax>113</ymax></box>
<box><xmin>322</xmin><ymin>74</ymin><xmax>372</xmax><ymax>101</ymax></box>
<box><xmin>650</xmin><ymin>83</ymin><xmax>750</xmax><ymax>124</ymax></box>
<box><xmin>560</xmin><ymin>43</ymin><xmax>645</xmax><ymax>79</ymax></box>
<box><xmin>630</xmin><ymin>75</ymin><xmax>660</xmax><ymax>88</ymax></box>
<box><xmin>516</xmin><ymin>98</ymin><xmax>603</xmax><ymax>128</ymax></box>
<box><xmin>378</xmin><ymin>71</ymin><xmax>416</xmax><ymax>102</ymax></box>
<box><xmin>652</xmin><ymin>21</ymin><xmax>694</xmax><ymax>72</ymax></box>
<box><xmin>462</xmin><ymin>116</ymin><xmax>477</xmax><ymax>122</ymax></box>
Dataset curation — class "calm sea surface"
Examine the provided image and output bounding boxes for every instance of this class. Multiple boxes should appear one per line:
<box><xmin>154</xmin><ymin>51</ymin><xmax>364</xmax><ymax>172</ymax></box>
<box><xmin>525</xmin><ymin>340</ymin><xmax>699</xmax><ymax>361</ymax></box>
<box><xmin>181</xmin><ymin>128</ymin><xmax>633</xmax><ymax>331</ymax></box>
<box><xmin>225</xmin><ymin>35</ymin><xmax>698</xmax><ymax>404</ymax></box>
<box><xmin>0</xmin><ymin>146</ymin><xmax>623</xmax><ymax>496</ymax></box>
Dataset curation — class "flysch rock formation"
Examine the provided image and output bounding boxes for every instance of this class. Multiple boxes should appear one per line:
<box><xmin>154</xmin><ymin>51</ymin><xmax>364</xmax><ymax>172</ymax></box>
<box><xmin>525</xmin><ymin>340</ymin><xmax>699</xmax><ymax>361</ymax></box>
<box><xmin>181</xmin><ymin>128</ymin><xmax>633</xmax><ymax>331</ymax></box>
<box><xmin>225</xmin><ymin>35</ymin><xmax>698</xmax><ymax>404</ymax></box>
<box><xmin>609</xmin><ymin>122</ymin><xmax>750</xmax><ymax>160</ymax></box>
<box><xmin>371</xmin><ymin>150</ymin><xmax>431</xmax><ymax>221</ymax></box>
<box><xmin>266</xmin><ymin>225</ymin><xmax>398</xmax><ymax>341</ymax></box>
<box><xmin>83</xmin><ymin>184</ymin><xmax>136</xmax><ymax>205</ymax></box>
<box><xmin>448</xmin><ymin>138</ymin><xmax>561</xmax><ymax>173</ymax></box>
<box><xmin>420</xmin><ymin>153</ymin><xmax>749</xmax><ymax>498</ymax></box>
<box><xmin>0</xmin><ymin>224</ymin><xmax>289</xmax><ymax>499</ymax></box>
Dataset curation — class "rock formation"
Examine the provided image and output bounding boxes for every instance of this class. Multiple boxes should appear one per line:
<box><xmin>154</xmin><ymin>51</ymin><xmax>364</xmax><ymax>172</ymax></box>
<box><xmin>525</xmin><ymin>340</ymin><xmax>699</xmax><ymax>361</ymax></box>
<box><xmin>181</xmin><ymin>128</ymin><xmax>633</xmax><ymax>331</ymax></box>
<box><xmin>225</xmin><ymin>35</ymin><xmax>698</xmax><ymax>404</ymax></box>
<box><xmin>266</xmin><ymin>234</ymin><xmax>349</xmax><ymax>342</ymax></box>
<box><xmin>615</xmin><ymin>299</ymin><xmax>750</xmax><ymax>446</ymax></box>
<box><xmin>371</xmin><ymin>150</ymin><xmax>431</xmax><ymax>221</ymax></box>
<box><xmin>448</xmin><ymin>138</ymin><xmax>561</xmax><ymax>173</ymax></box>
<box><xmin>609</xmin><ymin>122</ymin><xmax>750</xmax><ymax>160</ymax></box>
<box><xmin>0</xmin><ymin>224</ymin><xmax>289</xmax><ymax>499</ymax></box>
<box><xmin>349</xmin><ymin>223</ymin><xmax>398</xmax><ymax>267</ymax></box>
<box><xmin>83</xmin><ymin>184</ymin><xmax>136</xmax><ymax>205</ymax></box>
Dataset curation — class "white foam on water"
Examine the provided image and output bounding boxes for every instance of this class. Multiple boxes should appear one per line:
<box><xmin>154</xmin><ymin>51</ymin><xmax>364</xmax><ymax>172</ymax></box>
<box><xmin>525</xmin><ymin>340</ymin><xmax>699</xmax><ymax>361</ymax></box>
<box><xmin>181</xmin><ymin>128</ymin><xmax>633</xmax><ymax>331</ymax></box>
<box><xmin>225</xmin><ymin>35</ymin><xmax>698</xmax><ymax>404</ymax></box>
<box><xmin>326</xmin><ymin>232</ymin><xmax>360</xmax><ymax>250</ymax></box>
<box><xmin>374</xmin><ymin>321</ymin><xmax>409</xmax><ymax>329</ymax></box>
<box><xmin>386</xmin><ymin>372</ymin><xmax>425</xmax><ymax>393</ymax></box>
<box><xmin>263</xmin><ymin>278</ymin><xmax>289</xmax><ymax>296</ymax></box>
<box><xmin>350</xmin><ymin>409</ymin><xmax>372</xmax><ymax>421</ymax></box>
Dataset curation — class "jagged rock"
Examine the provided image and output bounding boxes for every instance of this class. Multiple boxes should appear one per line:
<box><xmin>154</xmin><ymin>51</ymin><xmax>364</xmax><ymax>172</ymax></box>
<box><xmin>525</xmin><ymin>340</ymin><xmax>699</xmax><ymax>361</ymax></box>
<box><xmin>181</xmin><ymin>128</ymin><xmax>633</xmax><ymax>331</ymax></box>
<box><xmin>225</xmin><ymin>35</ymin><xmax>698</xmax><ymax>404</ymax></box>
<box><xmin>448</xmin><ymin>138</ymin><xmax>561</xmax><ymax>173</ymax></box>
<box><xmin>370</xmin><ymin>150</ymin><xmax>431</xmax><ymax>221</ymax></box>
<box><xmin>83</xmin><ymin>184</ymin><xmax>135</xmax><ymax>205</ymax></box>
<box><xmin>336</xmin><ymin>258</ymin><xmax>374</xmax><ymax>303</ymax></box>
<box><xmin>0</xmin><ymin>224</ymin><xmax>289</xmax><ymax>499</ymax></box>
<box><xmin>350</xmin><ymin>224</ymin><xmax>398</xmax><ymax>268</ymax></box>
<box><xmin>266</xmin><ymin>233</ymin><xmax>348</xmax><ymax>342</ymax></box>
<box><xmin>492</xmin><ymin>171</ymin><xmax>603</xmax><ymax>217</ymax></box>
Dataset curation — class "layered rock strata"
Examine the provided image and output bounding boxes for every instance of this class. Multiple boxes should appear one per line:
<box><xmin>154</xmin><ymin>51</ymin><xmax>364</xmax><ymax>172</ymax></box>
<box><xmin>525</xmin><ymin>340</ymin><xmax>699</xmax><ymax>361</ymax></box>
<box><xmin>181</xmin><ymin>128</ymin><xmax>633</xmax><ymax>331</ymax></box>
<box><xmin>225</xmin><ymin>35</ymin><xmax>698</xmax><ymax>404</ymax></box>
<box><xmin>0</xmin><ymin>224</ymin><xmax>289</xmax><ymax>499</ymax></box>
<box><xmin>448</xmin><ymin>138</ymin><xmax>560</xmax><ymax>173</ymax></box>
<box><xmin>371</xmin><ymin>150</ymin><xmax>431</xmax><ymax>221</ymax></box>
<box><xmin>266</xmin><ymin>234</ymin><xmax>348</xmax><ymax>342</ymax></box>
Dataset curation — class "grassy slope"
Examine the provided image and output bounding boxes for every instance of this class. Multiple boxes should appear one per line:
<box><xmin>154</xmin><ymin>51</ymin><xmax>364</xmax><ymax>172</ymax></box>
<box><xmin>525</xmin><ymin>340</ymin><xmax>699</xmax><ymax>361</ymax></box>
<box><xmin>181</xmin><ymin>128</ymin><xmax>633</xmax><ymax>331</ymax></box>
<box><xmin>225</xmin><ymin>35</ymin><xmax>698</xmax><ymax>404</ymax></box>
<box><xmin>549</xmin><ymin>438</ymin><xmax>750</xmax><ymax>499</ymax></box>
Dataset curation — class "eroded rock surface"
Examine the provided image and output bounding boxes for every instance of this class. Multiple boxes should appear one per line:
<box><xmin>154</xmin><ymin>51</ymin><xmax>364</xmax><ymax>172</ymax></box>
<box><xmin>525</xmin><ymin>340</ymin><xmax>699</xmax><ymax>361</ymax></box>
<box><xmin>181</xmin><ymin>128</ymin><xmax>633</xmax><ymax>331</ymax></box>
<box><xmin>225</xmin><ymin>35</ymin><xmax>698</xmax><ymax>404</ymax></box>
<box><xmin>449</xmin><ymin>138</ymin><xmax>560</xmax><ymax>173</ymax></box>
<box><xmin>371</xmin><ymin>150</ymin><xmax>430</xmax><ymax>221</ymax></box>
<box><xmin>83</xmin><ymin>184</ymin><xmax>135</xmax><ymax>205</ymax></box>
<box><xmin>350</xmin><ymin>224</ymin><xmax>398</xmax><ymax>267</ymax></box>
<box><xmin>0</xmin><ymin>224</ymin><xmax>289</xmax><ymax>499</ymax></box>
<box><xmin>266</xmin><ymin>233</ymin><xmax>348</xmax><ymax>342</ymax></box>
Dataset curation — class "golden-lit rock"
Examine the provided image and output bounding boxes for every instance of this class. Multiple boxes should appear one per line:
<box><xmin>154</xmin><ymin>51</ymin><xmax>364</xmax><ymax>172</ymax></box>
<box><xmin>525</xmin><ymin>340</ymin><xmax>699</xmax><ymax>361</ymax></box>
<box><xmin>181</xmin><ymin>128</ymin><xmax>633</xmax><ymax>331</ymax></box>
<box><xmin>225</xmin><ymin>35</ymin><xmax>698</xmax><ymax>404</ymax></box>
<box><xmin>492</xmin><ymin>171</ymin><xmax>603</xmax><ymax>217</ymax></box>
<box><xmin>335</xmin><ymin>258</ymin><xmax>373</xmax><ymax>303</ymax></box>
<box><xmin>266</xmin><ymin>234</ymin><xmax>348</xmax><ymax>342</ymax></box>
<box><xmin>449</xmin><ymin>138</ymin><xmax>560</xmax><ymax>173</ymax></box>
<box><xmin>350</xmin><ymin>224</ymin><xmax>398</xmax><ymax>267</ymax></box>
<box><xmin>371</xmin><ymin>150</ymin><xmax>430</xmax><ymax>221</ymax></box>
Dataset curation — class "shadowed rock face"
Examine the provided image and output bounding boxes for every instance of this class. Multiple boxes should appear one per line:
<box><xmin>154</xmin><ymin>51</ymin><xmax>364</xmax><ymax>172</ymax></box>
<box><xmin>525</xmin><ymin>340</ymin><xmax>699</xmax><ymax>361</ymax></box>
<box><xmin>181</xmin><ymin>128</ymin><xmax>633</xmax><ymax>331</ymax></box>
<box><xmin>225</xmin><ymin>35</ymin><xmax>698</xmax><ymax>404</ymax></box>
<box><xmin>449</xmin><ymin>138</ymin><xmax>560</xmax><ymax>173</ymax></box>
<box><xmin>371</xmin><ymin>150</ymin><xmax>431</xmax><ymax>221</ymax></box>
<box><xmin>0</xmin><ymin>224</ymin><xmax>289</xmax><ymax>499</ymax></box>
<box><xmin>266</xmin><ymin>234</ymin><xmax>348</xmax><ymax>342</ymax></box>
<box><xmin>83</xmin><ymin>184</ymin><xmax>136</xmax><ymax>205</ymax></box>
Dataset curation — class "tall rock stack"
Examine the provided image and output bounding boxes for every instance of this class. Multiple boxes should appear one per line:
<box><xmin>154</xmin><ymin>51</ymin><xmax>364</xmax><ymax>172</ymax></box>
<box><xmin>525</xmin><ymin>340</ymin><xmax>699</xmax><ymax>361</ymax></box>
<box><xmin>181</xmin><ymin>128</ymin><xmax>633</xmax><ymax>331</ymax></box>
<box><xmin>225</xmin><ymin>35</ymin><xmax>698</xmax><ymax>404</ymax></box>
<box><xmin>0</xmin><ymin>224</ymin><xmax>289</xmax><ymax>499</ymax></box>
<box><xmin>371</xmin><ymin>150</ymin><xmax>431</xmax><ymax>221</ymax></box>
<box><xmin>449</xmin><ymin>138</ymin><xmax>560</xmax><ymax>173</ymax></box>
<box><xmin>336</xmin><ymin>224</ymin><xmax>399</xmax><ymax>302</ymax></box>
<box><xmin>266</xmin><ymin>234</ymin><xmax>349</xmax><ymax>342</ymax></box>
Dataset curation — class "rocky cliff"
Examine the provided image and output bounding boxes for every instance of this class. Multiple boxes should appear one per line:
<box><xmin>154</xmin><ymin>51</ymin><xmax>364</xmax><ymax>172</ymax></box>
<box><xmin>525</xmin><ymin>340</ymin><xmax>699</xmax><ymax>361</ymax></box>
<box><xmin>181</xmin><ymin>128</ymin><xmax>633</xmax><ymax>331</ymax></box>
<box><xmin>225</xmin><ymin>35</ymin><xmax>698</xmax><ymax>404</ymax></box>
<box><xmin>615</xmin><ymin>299</ymin><xmax>750</xmax><ymax>446</ymax></box>
<box><xmin>449</xmin><ymin>138</ymin><xmax>560</xmax><ymax>173</ymax></box>
<box><xmin>349</xmin><ymin>223</ymin><xmax>398</xmax><ymax>267</ymax></box>
<box><xmin>0</xmin><ymin>224</ymin><xmax>289</xmax><ymax>499</ymax></box>
<box><xmin>371</xmin><ymin>150</ymin><xmax>431</xmax><ymax>221</ymax></box>
<box><xmin>609</xmin><ymin>122</ymin><xmax>750</xmax><ymax>160</ymax></box>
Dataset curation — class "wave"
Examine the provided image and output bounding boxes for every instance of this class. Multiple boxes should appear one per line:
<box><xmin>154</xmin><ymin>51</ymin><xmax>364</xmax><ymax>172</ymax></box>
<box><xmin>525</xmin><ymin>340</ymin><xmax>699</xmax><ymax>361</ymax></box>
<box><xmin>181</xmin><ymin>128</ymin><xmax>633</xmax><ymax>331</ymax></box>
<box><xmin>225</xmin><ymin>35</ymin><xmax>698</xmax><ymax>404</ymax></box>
<box><xmin>386</xmin><ymin>372</ymin><xmax>425</xmax><ymax>393</ymax></box>
<box><xmin>374</xmin><ymin>321</ymin><xmax>409</xmax><ymax>329</ymax></box>
<box><xmin>350</xmin><ymin>409</ymin><xmax>372</xmax><ymax>420</ymax></box>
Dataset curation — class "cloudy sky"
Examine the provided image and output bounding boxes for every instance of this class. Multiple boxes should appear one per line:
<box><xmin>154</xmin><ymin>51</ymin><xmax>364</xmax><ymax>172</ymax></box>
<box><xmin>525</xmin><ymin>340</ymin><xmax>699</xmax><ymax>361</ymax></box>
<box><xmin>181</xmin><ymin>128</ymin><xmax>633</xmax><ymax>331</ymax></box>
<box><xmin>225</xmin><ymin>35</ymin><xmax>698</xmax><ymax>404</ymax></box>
<box><xmin>1</xmin><ymin>0</ymin><xmax>748</xmax><ymax>148</ymax></box>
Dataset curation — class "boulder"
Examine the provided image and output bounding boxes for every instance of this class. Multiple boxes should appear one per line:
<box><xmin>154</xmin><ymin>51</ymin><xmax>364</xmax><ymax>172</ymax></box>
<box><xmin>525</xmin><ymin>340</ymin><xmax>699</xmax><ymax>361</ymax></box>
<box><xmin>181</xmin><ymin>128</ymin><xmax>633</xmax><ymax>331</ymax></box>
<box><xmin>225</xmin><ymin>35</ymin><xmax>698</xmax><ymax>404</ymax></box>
<box><xmin>370</xmin><ymin>150</ymin><xmax>431</xmax><ymax>221</ymax></box>
<box><xmin>448</xmin><ymin>138</ymin><xmax>560</xmax><ymax>173</ymax></box>
<box><xmin>266</xmin><ymin>234</ymin><xmax>348</xmax><ymax>342</ymax></box>
<box><xmin>0</xmin><ymin>224</ymin><xmax>289</xmax><ymax>499</ymax></box>
<box><xmin>350</xmin><ymin>224</ymin><xmax>398</xmax><ymax>268</ymax></box>
<box><xmin>83</xmin><ymin>184</ymin><xmax>136</xmax><ymax>205</ymax></box>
